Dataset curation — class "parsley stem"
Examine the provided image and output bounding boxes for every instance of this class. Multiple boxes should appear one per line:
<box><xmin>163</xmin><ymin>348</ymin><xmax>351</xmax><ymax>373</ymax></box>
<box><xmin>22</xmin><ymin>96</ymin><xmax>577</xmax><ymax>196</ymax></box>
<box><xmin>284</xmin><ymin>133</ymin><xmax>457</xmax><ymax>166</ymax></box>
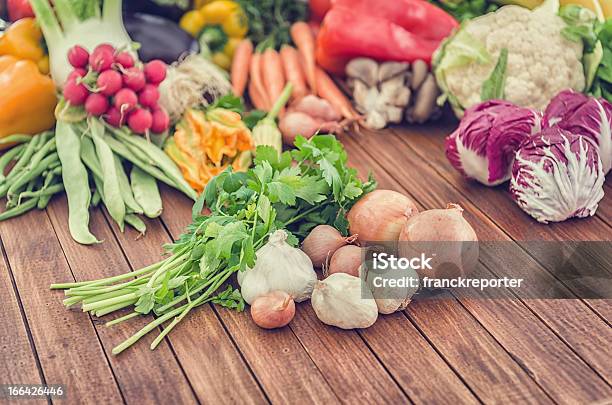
<box><xmin>283</xmin><ymin>201</ymin><xmax>331</xmax><ymax>227</ymax></box>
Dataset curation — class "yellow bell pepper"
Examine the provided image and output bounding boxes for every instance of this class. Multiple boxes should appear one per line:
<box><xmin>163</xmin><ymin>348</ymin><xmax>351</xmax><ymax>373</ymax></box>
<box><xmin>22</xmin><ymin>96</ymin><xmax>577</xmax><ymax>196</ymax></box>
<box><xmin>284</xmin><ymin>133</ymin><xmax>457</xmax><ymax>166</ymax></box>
<box><xmin>179</xmin><ymin>0</ymin><xmax>248</xmax><ymax>70</ymax></box>
<box><xmin>0</xmin><ymin>56</ymin><xmax>57</xmax><ymax>149</ymax></box>
<box><xmin>0</xmin><ymin>18</ymin><xmax>49</xmax><ymax>74</ymax></box>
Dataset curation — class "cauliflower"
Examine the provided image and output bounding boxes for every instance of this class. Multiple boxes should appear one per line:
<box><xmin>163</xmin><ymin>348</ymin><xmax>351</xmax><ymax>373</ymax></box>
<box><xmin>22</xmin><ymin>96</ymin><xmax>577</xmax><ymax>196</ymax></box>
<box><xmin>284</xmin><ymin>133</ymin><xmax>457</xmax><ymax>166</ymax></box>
<box><xmin>434</xmin><ymin>0</ymin><xmax>586</xmax><ymax>116</ymax></box>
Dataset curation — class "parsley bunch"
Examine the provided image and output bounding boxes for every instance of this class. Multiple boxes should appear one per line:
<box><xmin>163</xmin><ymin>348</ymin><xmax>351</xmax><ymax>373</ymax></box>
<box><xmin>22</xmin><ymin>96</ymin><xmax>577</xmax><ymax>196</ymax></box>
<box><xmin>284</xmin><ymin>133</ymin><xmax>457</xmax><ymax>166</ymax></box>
<box><xmin>52</xmin><ymin>135</ymin><xmax>375</xmax><ymax>354</ymax></box>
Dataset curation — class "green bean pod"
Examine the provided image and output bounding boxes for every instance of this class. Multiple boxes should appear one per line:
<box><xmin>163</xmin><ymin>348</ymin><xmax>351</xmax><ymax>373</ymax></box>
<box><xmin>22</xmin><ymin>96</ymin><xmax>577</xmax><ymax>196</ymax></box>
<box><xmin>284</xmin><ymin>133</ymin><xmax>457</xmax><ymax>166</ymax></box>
<box><xmin>55</xmin><ymin>120</ymin><xmax>100</xmax><ymax>245</ymax></box>
<box><xmin>90</xmin><ymin>118</ymin><xmax>125</xmax><ymax>231</ymax></box>
<box><xmin>0</xmin><ymin>197</ymin><xmax>39</xmax><ymax>221</ymax></box>
<box><xmin>114</xmin><ymin>156</ymin><xmax>143</xmax><ymax>215</ymax></box>
<box><xmin>0</xmin><ymin>134</ymin><xmax>36</xmax><ymax>148</ymax></box>
<box><xmin>6</xmin><ymin>152</ymin><xmax>59</xmax><ymax>198</ymax></box>
<box><xmin>130</xmin><ymin>166</ymin><xmax>162</xmax><ymax>218</ymax></box>
<box><xmin>0</xmin><ymin>144</ymin><xmax>26</xmax><ymax>183</ymax></box>
<box><xmin>125</xmin><ymin>214</ymin><xmax>147</xmax><ymax>235</ymax></box>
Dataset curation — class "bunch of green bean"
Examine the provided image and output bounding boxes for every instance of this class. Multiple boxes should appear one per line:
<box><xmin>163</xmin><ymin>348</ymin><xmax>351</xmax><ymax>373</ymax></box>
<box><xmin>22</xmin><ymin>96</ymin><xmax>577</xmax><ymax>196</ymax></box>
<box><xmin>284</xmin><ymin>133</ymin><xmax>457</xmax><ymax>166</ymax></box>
<box><xmin>0</xmin><ymin>118</ymin><xmax>198</xmax><ymax>245</ymax></box>
<box><xmin>0</xmin><ymin>132</ymin><xmax>64</xmax><ymax>220</ymax></box>
<box><xmin>54</xmin><ymin>117</ymin><xmax>198</xmax><ymax>244</ymax></box>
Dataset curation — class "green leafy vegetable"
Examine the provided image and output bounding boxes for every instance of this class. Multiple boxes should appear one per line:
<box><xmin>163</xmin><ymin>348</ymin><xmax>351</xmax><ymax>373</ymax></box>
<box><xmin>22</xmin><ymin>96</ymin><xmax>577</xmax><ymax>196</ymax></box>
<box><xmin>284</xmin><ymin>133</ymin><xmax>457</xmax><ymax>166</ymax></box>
<box><xmin>429</xmin><ymin>0</ymin><xmax>498</xmax><ymax>21</ymax></box>
<box><xmin>481</xmin><ymin>48</ymin><xmax>508</xmax><ymax>101</ymax></box>
<box><xmin>52</xmin><ymin>135</ymin><xmax>376</xmax><ymax>354</ymax></box>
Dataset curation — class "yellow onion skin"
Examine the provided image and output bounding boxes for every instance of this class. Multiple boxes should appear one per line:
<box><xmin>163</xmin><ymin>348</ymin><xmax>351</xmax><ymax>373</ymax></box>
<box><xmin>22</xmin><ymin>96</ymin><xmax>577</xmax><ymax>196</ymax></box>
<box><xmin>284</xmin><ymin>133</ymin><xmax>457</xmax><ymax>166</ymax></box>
<box><xmin>398</xmin><ymin>203</ymin><xmax>478</xmax><ymax>279</ymax></box>
<box><xmin>348</xmin><ymin>190</ymin><xmax>418</xmax><ymax>243</ymax></box>
<box><xmin>327</xmin><ymin>245</ymin><xmax>362</xmax><ymax>277</ymax></box>
<box><xmin>250</xmin><ymin>291</ymin><xmax>296</xmax><ymax>329</ymax></box>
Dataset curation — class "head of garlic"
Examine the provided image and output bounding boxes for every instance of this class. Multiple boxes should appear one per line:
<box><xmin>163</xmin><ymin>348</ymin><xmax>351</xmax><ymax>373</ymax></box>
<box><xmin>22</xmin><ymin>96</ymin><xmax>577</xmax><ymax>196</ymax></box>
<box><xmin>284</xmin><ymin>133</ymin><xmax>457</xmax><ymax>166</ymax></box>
<box><xmin>364</xmin><ymin>264</ymin><xmax>419</xmax><ymax>314</ymax></box>
<box><xmin>238</xmin><ymin>230</ymin><xmax>317</xmax><ymax>305</ymax></box>
<box><xmin>311</xmin><ymin>273</ymin><xmax>378</xmax><ymax>329</ymax></box>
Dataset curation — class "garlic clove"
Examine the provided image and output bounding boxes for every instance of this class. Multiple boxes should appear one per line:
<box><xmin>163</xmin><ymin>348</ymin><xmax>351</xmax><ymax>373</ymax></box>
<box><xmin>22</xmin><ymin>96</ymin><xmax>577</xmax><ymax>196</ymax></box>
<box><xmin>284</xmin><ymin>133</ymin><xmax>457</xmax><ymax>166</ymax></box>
<box><xmin>346</xmin><ymin>58</ymin><xmax>379</xmax><ymax>87</ymax></box>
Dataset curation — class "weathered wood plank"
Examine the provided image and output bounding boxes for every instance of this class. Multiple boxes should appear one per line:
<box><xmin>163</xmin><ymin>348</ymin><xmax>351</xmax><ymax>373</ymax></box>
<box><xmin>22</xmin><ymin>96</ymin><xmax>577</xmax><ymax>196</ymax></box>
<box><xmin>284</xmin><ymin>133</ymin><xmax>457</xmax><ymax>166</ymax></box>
<box><xmin>45</xmin><ymin>196</ymin><xmax>198</xmax><ymax>405</ymax></box>
<box><xmin>0</xmin><ymin>245</ymin><xmax>44</xmax><ymax>405</ymax></box>
<box><xmin>343</xmin><ymin>132</ymin><xmax>612</xmax><ymax>401</ymax></box>
<box><xmin>0</xmin><ymin>208</ymin><xmax>123</xmax><ymax>404</ymax></box>
<box><xmin>342</xmin><ymin>137</ymin><xmax>552</xmax><ymax>403</ymax></box>
<box><xmin>101</xmin><ymin>209</ymin><xmax>268</xmax><ymax>405</ymax></box>
<box><xmin>158</xmin><ymin>186</ymin><xmax>341</xmax><ymax>404</ymax></box>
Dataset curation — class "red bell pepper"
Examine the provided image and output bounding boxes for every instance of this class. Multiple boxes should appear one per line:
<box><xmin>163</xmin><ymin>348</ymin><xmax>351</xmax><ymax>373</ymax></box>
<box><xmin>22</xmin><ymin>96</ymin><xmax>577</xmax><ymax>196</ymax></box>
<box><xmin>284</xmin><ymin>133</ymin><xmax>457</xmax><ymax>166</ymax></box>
<box><xmin>316</xmin><ymin>6</ymin><xmax>442</xmax><ymax>75</ymax></box>
<box><xmin>333</xmin><ymin>0</ymin><xmax>458</xmax><ymax>41</ymax></box>
<box><xmin>310</xmin><ymin>0</ymin><xmax>332</xmax><ymax>22</ymax></box>
<box><xmin>8</xmin><ymin>0</ymin><xmax>35</xmax><ymax>21</ymax></box>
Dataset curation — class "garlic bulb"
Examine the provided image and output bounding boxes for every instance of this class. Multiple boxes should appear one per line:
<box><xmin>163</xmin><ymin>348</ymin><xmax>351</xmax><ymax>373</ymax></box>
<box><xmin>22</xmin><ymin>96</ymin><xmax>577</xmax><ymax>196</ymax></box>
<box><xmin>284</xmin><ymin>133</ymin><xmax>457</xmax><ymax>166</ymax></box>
<box><xmin>364</xmin><ymin>265</ymin><xmax>419</xmax><ymax>314</ymax></box>
<box><xmin>311</xmin><ymin>273</ymin><xmax>378</xmax><ymax>329</ymax></box>
<box><xmin>238</xmin><ymin>230</ymin><xmax>317</xmax><ymax>305</ymax></box>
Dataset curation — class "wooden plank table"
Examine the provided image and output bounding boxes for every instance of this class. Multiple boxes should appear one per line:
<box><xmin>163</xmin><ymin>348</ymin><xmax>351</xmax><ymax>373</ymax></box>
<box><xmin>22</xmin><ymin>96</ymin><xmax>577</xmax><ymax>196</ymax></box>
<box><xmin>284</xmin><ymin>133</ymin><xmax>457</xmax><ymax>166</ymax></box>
<box><xmin>1</xmin><ymin>119</ymin><xmax>611</xmax><ymax>404</ymax></box>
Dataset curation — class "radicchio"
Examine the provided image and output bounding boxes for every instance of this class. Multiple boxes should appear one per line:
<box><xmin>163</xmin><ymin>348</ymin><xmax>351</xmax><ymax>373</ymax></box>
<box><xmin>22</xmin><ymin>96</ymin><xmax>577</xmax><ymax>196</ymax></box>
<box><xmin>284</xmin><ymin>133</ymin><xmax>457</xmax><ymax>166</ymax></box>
<box><xmin>510</xmin><ymin>127</ymin><xmax>605</xmax><ymax>223</ymax></box>
<box><xmin>543</xmin><ymin>89</ymin><xmax>612</xmax><ymax>174</ymax></box>
<box><xmin>446</xmin><ymin>100</ymin><xmax>541</xmax><ymax>186</ymax></box>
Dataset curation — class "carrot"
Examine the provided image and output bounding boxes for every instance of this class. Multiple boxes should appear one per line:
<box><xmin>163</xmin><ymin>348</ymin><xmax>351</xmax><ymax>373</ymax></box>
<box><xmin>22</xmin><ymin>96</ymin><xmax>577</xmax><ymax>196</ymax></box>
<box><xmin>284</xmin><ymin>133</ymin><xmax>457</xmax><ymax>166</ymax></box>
<box><xmin>262</xmin><ymin>48</ymin><xmax>286</xmax><ymax>114</ymax></box>
<box><xmin>280</xmin><ymin>45</ymin><xmax>308</xmax><ymax>101</ymax></box>
<box><xmin>290</xmin><ymin>21</ymin><xmax>317</xmax><ymax>93</ymax></box>
<box><xmin>231</xmin><ymin>38</ymin><xmax>253</xmax><ymax>97</ymax></box>
<box><xmin>248</xmin><ymin>80</ymin><xmax>267</xmax><ymax>110</ymax></box>
<box><xmin>315</xmin><ymin>67</ymin><xmax>360</xmax><ymax>120</ymax></box>
<box><xmin>249</xmin><ymin>52</ymin><xmax>270</xmax><ymax>110</ymax></box>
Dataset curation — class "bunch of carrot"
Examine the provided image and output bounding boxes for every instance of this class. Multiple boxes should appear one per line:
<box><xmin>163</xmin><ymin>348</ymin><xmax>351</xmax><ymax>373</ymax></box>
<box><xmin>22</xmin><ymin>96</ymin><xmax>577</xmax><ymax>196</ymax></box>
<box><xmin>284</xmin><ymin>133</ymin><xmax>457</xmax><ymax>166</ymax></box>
<box><xmin>230</xmin><ymin>22</ymin><xmax>359</xmax><ymax>121</ymax></box>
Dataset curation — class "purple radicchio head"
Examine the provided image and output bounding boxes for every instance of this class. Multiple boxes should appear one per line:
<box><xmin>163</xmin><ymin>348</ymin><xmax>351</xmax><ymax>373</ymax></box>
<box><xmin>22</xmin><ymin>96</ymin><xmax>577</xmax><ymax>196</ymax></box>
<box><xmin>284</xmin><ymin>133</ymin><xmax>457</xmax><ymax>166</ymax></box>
<box><xmin>446</xmin><ymin>100</ymin><xmax>541</xmax><ymax>186</ymax></box>
<box><xmin>510</xmin><ymin>127</ymin><xmax>605</xmax><ymax>223</ymax></box>
<box><xmin>543</xmin><ymin>89</ymin><xmax>612</xmax><ymax>174</ymax></box>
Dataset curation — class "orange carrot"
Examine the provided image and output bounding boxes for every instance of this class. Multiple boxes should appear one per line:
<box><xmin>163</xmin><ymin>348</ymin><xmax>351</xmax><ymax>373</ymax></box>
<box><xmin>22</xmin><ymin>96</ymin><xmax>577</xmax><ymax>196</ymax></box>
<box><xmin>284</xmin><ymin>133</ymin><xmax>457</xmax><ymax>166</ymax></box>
<box><xmin>249</xmin><ymin>52</ymin><xmax>270</xmax><ymax>110</ymax></box>
<box><xmin>248</xmin><ymin>80</ymin><xmax>267</xmax><ymax>110</ymax></box>
<box><xmin>231</xmin><ymin>38</ymin><xmax>253</xmax><ymax>97</ymax></box>
<box><xmin>315</xmin><ymin>67</ymin><xmax>360</xmax><ymax>120</ymax></box>
<box><xmin>262</xmin><ymin>48</ymin><xmax>286</xmax><ymax>114</ymax></box>
<box><xmin>290</xmin><ymin>21</ymin><xmax>317</xmax><ymax>93</ymax></box>
<box><xmin>280</xmin><ymin>45</ymin><xmax>308</xmax><ymax>101</ymax></box>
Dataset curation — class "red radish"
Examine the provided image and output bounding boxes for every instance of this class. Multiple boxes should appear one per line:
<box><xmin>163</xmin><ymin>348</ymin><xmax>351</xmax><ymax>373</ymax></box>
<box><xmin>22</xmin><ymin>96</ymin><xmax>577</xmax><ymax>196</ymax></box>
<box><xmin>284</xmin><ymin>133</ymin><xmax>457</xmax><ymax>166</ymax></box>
<box><xmin>151</xmin><ymin>108</ymin><xmax>170</xmax><ymax>133</ymax></box>
<box><xmin>138</xmin><ymin>84</ymin><xmax>160</xmax><ymax>108</ymax></box>
<box><xmin>94</xmin><ymin>43</ymin><xmax>116</xmax><ymax>54</ymax></box>
<box><xmin>63</xmin><ymin>78</ymin><xmax>89</xmax><ymax>106</ymax></box>
<box><xmin>89</xmin><ymin>47</ymin><xmax>114</xmax><ymax>72</ymax></box>
<box><xmin>144</xmin><ymin>60</ymin><xmax>167</xmax><ymax>84</ymax></box>
<box><xmin>123</xmin><ymin>67</ymin><xmax>146</xmax><ymax>91</ymax></box>
<box><xmin>128</xmin><ymin>108</ymin><xmax>153</xmax><ymax>134</ymax></box>
<box><xmin>114</xmin><ymin>88</ymin><xmax>138</xmax><ymax>113</ymax></box>
<box><xmin>97</xmin><ymin>70</ymin><xmax>123</xmax><ymax>96</ymax></box>
<box><xmin>68</xmin><ymin>46</ymin><xmax>89</xmax><ymax>68</ymax></box>
<box><xmin>68</xmin><ymin>68</ymin><xmax>87</xmax><ymax>80</ymax></box>
<box><xmin>104</xmin><ymin>106</ymin><xmax>124</xmax><ymax>127</ymax></box>
<box><xmin>115</xmin><ymin>52</ymin><xmax>134</xmax><ymax>69</ymax></box>
<box><xmin>85</xmin><ymin>93</ymin><xmax>109</xmax><ymax>116</ymax></box>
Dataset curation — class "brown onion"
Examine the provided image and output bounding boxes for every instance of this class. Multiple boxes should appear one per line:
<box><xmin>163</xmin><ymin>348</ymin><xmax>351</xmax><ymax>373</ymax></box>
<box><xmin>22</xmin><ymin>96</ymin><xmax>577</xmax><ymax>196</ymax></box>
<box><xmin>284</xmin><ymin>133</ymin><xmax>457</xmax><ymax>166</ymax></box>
<box><xmin>302</xmin><ymin>225</ymin><xmax>357</xmax><ymax>268</ymax></box>
<box><xmin>250</xmin><ymin>291</ymin><xmax>296</xmax><ymax>329</ymax></box>
<box><xmin>326</xmin><ymin>245</ymin><xmax>362</xmax><ymax>277</ymax></box>
<box><xmin>398</xmin><ymin>203</ymin><xmax>478</xmax><ymax>279</ymax></box>
<box><xmin>348</xmin><ymin>190</ymin><xmax>418</xmax><ymax>243</ymax></box>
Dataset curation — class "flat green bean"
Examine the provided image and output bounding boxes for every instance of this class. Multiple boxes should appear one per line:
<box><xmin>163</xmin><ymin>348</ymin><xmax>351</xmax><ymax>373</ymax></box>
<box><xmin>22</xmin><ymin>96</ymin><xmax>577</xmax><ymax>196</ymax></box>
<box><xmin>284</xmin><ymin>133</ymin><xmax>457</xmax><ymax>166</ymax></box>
<box><xmin>125</xmin><ymin>213</ymin><xmax>146</xmax><ymax>235</ymax></box>
<box><xmin>7</xmin><ymin>152</ymin><xmax>59</xmax><ymax>198</ymax></box>
<box><xmin>0</xmin><ymin>144</ymin><xmax>26</xmax><ymax>182</ymax></box>
<box><xmin>80</xmin><ymin>135</ymin><xmax>103</xmax><ymax>179</ymax></box>
<box><xmin>114</xmin><ymin>156</ymin><xmax>143</xmax><ymax>215</ymax></box>
<box><xmin>130</xmin><ymin>166</ymin><xmax>162</xmax><ymax>218</ymax></box>
<box><xmin>55</xmin><ymin>120</ymin><xmax>99</xmax><ymax>244</ymax></box>
<box><xmin>109</xmin><ymin>128</ymin><xmax>196</xmax><ymax>200</ymax></box>
<box><xmin>0</xmin><ymin>134</ymin><xmax>35</xmax><ymax>147</ymax></box>
<box><xmin>91</xmin><ymin>188</ymin><xmax>101</xmax><ymax>207</ymax></box>
<box><xmin>0</xmin><ymin>197</ymin><xmax>39</xmax><ymax>221</ymax></box>
<box><xmin>90</xmin><ymin>119</ymin><xmax>125</xmax><ymax>231</ymax></box>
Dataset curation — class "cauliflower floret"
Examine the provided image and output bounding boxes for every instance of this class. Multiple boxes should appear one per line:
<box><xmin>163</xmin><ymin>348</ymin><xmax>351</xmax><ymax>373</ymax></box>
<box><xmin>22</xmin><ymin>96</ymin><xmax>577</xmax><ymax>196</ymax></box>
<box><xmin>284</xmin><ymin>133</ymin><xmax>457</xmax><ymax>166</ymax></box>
<box><xmin>436</xmin><ymin>4</ymin><xmax>585</xmax><ymax>114</ymax></box>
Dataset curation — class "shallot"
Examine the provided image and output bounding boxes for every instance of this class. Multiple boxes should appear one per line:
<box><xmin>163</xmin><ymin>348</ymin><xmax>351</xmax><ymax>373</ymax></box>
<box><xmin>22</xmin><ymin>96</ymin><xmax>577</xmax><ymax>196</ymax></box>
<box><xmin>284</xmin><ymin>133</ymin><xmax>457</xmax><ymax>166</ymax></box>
<box><xmin>326</xmin><ymin>245</ymin><xmax>362</xmax><ymax>277</ymax></box>
<box><xmin>251</xmin><ymin>291</ymin><xmax>296</xmax><ymax>329</ymax></box>
<box><xmin>302</xmin><ymin>225</ymin><xmax>356</xmax><ymax>268</ymax></box>
<box><xmin>347</xmin><ymin>189</ymin><xmax>418</xmax><ymax>243</ymax></box>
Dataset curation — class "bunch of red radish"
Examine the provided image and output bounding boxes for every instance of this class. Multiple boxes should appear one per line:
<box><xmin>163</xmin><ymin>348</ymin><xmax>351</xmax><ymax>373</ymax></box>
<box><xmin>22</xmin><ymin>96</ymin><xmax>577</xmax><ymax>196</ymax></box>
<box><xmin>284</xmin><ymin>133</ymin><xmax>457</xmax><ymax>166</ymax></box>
<box><xmin>63</xmin><ymin>43</ymin><xmax>170</xmax><ymax>135</ymax></box>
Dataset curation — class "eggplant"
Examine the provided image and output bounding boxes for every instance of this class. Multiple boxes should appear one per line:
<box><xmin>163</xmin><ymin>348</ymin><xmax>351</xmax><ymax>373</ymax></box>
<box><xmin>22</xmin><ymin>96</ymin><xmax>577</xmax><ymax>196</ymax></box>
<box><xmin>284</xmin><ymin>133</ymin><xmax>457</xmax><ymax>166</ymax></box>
<box><xmin>122</xmin><ymin>0</ymin><xmax>192</xmax><ymax>22</ymax></box>
<box><xmin>123</xmin><ymin>13</ymin><xmax>199</xmax><ymax>64</ymax></box>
